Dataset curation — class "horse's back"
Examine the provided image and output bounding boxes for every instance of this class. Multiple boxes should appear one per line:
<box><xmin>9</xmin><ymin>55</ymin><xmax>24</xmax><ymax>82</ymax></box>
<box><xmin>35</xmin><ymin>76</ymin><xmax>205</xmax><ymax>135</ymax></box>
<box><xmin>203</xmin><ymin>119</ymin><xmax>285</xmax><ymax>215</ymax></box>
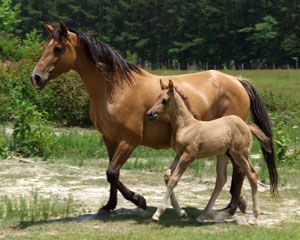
<box><xmin>158</xmin><ymin>70</ymin><xmax>250</xmax><ymax>121</ymax></box>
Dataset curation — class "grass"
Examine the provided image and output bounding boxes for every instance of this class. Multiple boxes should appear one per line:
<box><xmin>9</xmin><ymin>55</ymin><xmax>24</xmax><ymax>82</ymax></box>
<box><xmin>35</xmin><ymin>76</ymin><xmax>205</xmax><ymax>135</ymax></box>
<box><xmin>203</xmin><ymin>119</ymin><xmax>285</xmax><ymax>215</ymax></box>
<box><xmin>0</xmin><ymin>154</ymin><xmax>299</xmax><ymax>239</ymax></box>
<box><xmin>3</xmin><ymin>221</ymin><xmax>300</xmax><ymax>240</ymax></box>
<box><xmin>149</xmin><ymin>69</ymin><xmax>300</xmax><ymax>100</ymax></box>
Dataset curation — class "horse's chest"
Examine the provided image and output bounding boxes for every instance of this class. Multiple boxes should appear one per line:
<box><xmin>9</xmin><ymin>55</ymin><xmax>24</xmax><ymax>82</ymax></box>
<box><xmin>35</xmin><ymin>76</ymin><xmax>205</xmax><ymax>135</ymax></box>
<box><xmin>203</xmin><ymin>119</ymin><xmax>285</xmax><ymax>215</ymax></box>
<box><xmin>90</xmin><ymin>101</ymin><xmax>143</xmax><ymax>142</ymax></box>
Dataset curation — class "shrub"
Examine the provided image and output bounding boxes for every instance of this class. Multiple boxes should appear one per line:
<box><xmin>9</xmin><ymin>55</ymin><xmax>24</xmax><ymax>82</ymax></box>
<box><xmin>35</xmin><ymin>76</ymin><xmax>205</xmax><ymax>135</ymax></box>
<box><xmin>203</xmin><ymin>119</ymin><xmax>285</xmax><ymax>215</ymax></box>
<box><xmin>10</xmin><ymin>94</ymin><xmax>57</xmax><ymax>159</ymax></box>
<box><xmin>0</xmin><ymin>57</ymin><xmax>91</xmax><ymax>127</ymax></box>
<box><xmin>46</xmin><ymin>71</ymin><xmax>92</xmax><ymax>127</ymax></box>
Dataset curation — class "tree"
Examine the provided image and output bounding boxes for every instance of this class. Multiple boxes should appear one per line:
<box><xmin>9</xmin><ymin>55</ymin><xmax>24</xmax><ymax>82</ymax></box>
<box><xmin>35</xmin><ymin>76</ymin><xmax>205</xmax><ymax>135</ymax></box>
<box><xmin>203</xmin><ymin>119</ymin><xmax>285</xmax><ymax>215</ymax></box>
<box><xmin>0</xmin><ymin>0</ymin><xmax>20</xmax><ymax>34</ymax></box>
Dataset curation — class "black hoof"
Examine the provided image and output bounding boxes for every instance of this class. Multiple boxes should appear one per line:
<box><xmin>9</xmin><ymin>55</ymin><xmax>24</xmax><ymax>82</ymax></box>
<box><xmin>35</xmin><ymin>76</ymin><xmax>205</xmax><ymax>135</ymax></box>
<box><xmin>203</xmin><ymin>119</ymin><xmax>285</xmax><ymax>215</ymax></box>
<box><xmin>96</xmin><ymin>207</ymin><xmax>111</xmax><ymax>218</ymax></box>
<box><xmin>133</xmin><ymin>193</ymin><xmax>147</xmax><ymax>210</ymax></box>
<box><xmin>238</xmin><ymin>196</ymin><xmax>247</xmax><ymax>214</ymax></box>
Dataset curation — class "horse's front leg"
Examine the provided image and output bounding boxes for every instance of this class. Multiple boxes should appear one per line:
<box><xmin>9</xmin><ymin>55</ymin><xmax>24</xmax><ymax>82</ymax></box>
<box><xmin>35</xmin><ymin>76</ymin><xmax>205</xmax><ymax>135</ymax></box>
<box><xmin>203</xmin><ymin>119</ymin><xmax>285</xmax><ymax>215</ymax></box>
<box><xmin>105</xmin><ymin>140</ymin><xmax>147</xmax><ymax>210</ymax></box>
<box><xmin>97</xmin><ymin>137</ymin><xmax>118</xmax><ymax>216</ymax></box>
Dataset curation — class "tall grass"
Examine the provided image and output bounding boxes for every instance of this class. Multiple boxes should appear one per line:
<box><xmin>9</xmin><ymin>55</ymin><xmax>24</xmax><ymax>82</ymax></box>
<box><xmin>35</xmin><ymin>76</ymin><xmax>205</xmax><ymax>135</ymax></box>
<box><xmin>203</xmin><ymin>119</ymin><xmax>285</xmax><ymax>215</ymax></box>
<box><xmin>0</xmin><ymin>188</ymin><xmax>81</xmax><ymax>223</ymax></box>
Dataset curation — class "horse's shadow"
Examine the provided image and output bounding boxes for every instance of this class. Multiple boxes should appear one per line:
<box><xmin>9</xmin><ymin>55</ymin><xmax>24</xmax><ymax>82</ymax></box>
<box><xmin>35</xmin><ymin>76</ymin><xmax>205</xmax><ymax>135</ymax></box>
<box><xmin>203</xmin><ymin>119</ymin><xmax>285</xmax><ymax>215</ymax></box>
<box><xmin>14</xmin><ymin>206</ymin><xmax>238</xmax><ymax>230</ymax></box>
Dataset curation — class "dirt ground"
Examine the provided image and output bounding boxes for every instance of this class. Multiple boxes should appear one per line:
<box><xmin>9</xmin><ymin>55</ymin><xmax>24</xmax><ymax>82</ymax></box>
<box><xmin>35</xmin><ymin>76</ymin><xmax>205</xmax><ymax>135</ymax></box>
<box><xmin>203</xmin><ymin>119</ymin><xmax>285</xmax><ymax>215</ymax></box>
<box><xmin>0</xmin><ymin>157</ymin><xmax>299</xmax><ymax>227</ymax></box>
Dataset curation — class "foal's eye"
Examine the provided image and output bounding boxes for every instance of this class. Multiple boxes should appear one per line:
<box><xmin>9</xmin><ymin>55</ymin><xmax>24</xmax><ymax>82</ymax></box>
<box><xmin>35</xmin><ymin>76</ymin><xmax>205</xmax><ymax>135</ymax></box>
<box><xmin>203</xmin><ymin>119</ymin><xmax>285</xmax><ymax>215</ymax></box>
<box><xmin>162</xmin><ymin>99</ymin><xmax>167</xmax><ymax>105</ymax></box>
<box><xmin>54</xmin><ymin>45</ymin><xmax>64</xmax><ymax>55</ymax></box>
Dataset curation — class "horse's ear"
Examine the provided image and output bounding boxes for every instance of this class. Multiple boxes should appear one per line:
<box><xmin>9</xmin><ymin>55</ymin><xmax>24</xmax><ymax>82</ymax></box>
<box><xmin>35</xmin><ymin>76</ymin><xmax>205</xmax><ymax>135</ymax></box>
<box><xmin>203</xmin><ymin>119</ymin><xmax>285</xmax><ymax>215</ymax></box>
<box><xmin>60</xmin><ymin>22</ymin><xmax>69</xmax><ymax>38</ymax></box>
<box><xmin>160</xmin><ymin>79</ymin><xmax>167</xmax><ymax>90</ymax></box>
<box><xmin>44</xmin><ymin>24</ymin><xmax>55</xmax><ymax>34</ymax></box>
<box><xmin>168</xmin><ymin>80</ymin><xmax>174</xmax><ymax>91</ymax></box>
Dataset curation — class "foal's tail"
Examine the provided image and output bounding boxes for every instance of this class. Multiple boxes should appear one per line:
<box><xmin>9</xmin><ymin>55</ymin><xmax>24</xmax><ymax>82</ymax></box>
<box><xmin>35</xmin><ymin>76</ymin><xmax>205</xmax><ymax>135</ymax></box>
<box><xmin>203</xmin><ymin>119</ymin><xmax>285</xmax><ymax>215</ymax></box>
<box><xmin>248</xmin><ymin>123</ymin><xmax>272</xmax><ymax>154</ymax></box>
<box><xmin>239</xmin><ymin>78</ymin><xmax>278</xmax><ymax>195</ymax></box>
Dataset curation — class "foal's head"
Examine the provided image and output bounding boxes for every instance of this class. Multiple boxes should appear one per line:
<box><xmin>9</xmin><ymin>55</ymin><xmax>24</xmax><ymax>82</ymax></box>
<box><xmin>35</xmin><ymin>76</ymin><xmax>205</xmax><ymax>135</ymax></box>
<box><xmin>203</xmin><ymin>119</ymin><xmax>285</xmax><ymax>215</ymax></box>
<box><xmin>147</xmin><ymin>79</ymin><xmax>175</xmax><ymax>121</ymax></box>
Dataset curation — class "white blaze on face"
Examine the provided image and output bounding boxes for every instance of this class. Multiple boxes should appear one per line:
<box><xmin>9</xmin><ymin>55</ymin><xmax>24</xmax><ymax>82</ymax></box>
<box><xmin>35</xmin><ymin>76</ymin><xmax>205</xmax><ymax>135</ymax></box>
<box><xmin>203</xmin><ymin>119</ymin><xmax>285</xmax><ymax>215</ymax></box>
<box><xmin>48</xmin><ymin>39</ymin><xmax>54</xmax><ymax>47</ymax></box>
<box><xmin>32</xmin><ymin>64</ymin><xmax>38</xmax><ymax>76</ymax></box>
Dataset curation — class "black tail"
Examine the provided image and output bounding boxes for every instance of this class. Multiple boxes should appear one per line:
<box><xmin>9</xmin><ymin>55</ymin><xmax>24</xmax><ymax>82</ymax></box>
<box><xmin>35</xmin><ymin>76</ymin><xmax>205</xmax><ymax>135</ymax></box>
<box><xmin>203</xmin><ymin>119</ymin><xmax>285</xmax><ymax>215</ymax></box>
<box><xmin>239</xmin><ymin>78</ymin><xmax>278</xmax><ymax>195</ymax></box>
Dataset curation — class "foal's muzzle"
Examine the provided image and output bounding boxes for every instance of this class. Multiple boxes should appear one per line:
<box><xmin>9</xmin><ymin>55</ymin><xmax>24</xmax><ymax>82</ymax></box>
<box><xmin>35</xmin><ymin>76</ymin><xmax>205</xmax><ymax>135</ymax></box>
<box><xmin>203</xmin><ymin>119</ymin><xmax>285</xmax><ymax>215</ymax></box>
<box><xmin>146</xmin><ymin>111</ymin><xmax>158</xmax><ymax>121</ymax></box>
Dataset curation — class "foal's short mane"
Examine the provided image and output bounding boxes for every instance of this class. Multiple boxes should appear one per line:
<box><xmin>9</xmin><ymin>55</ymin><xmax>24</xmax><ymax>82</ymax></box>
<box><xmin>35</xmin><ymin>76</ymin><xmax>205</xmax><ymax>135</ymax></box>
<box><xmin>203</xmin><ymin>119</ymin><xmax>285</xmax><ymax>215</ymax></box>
<box><xmin>174</xmin><ymin>87</ymin><xmax>199</xmax><ymax>120</ymax></box>
<box><xmin>51</xmin><ymin>27</ymin><xmax>143</xmax><ymax>85</ymax></box>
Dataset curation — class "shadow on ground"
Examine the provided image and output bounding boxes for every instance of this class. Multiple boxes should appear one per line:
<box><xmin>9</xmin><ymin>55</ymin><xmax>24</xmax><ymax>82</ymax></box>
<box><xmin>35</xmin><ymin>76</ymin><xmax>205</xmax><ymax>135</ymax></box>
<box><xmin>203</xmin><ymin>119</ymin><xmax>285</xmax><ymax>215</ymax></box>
<box><xmin>13</xmin><ymin>206</ymin><xmax>237</xmax><ymax>230</ymax></box>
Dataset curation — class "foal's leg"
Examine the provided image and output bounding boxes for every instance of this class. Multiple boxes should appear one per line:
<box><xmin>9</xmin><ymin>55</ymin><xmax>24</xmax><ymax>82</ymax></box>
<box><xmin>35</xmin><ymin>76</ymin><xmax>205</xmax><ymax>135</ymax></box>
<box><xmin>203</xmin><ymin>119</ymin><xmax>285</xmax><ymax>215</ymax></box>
<box><xmin>152</xmin><ymin>153</ymin><xmax>191</xmax><ymax>222</ymax></box>
<box><xmin>196</xmin><ymin>155</ymin><xmax>228</xmax><ymax>223</ymax></box>
<box><xmin>165</xmin><ymin>155</ymin><xmax>187</xmax><ymax>218</ymax></box>
<box><xmin>232</xmin><ymin>153</ymin><xmax>260</xmax><ymax>221</ymax></box>
<box><xmin>104</xmin><ymin>140</ymin><xmax>147</xmax><ymax>210</ymax></box>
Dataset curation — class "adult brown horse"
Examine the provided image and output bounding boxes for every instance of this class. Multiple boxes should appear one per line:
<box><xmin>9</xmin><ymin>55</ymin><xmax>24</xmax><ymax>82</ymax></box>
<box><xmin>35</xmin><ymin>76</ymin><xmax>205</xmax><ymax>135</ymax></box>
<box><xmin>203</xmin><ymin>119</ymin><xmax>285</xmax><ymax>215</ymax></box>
<box><xmin>30</xmin><ymin>23</ymin><xmax>277</xmax><ymax>220</ymax></box>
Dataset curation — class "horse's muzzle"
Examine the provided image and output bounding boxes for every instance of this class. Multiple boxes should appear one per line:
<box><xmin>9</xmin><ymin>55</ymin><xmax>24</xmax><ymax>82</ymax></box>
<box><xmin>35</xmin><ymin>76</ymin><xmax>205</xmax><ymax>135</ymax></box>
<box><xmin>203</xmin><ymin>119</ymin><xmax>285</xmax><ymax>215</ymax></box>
<box><xmin>146</xmin><ymin>112</ymin><xmax>158</xmax><ymax>121</ymax></box>
<box><xmin>30</xmin><ymin>72</ymin><xmax>48</xmax><ymax>90</ymax></box>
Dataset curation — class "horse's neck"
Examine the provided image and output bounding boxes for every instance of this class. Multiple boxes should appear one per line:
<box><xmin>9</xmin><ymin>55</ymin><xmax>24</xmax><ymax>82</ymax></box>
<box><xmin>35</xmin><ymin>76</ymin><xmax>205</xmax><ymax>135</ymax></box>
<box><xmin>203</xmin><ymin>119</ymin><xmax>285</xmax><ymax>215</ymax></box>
<box><xmin>73</xmin><ymin>48</ymin><xmax>114</xmax><ymax>102</ymax></box>
<box><xmin>169</xmin><ymin>92</ymin><xmax>195</xmax><ymax>131</ymax></box>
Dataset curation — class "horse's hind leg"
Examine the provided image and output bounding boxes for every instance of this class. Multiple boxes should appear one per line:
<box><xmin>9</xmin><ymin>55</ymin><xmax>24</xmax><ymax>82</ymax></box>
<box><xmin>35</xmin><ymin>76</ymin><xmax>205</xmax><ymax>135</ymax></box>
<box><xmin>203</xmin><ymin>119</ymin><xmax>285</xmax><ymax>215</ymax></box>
<box><xmin>165</xmin><ymin>155</ymin><xmax>187</xmax><ymax>218</ymax></box>
<box><xmin>219</xmin><ymin>160</ymin><xmax>245</xmax><ymax>217</ymax></box>
<box><xmin>197</xmin><ymin>155</ymin><xmax>228</xmax><ymax>223</ymax></box>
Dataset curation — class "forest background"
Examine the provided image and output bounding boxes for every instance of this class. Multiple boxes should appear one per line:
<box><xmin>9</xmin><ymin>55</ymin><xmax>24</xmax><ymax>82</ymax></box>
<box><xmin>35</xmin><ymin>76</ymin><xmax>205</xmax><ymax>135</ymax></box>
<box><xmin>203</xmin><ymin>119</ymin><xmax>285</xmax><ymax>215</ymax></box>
<box><xmin>2</xmin><ymin>0</ymin><xmax>300</xmax><ymax>69</ymax></box>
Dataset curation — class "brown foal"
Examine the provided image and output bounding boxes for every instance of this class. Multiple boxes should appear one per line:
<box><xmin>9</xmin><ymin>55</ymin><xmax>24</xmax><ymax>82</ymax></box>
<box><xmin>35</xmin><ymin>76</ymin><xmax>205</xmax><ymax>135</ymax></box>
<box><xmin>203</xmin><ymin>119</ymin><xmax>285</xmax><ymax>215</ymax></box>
<box><xmin>147</xmin><ymin>80</ymin><xmax>272</xmax><ymax>223</ymax></box>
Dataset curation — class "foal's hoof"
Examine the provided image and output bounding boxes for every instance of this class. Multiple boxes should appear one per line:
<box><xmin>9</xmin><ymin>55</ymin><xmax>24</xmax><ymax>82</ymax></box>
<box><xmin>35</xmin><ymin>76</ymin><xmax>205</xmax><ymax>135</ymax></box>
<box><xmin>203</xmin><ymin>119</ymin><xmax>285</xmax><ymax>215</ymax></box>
<box><xmin>248</xmin><ymin>216</ymin><xmax>258</xmax><ymax>225</ymax></box>
<box><xmin>238</xmin><ymin>196</ymin><xmax>248</xmax><ymax>214</ymax></box>
<box><xmin>133</xmin><ymin>193</ymin><xmax>147</xmax><ymax>210</ymax></box>
<box><xmin>96</xmin><ymin>208</ymin><xmax>111</xmax><ymax>219</ymax></box>
<box><xmin>196</xmin><ymin>215</ymin><xmax>205</xmax><ymax>223</ymax></box>
<box><xmin>214</xmin><ymin>211</ymin><xmax>232</xmax><ymax>222</ymax></box>
<box><xmin>179</xmin><ymin>210</ymin><xmax>188</xmax><ymax>218</ymax></box>
<box><xmin>152</xmin><ymin>213</ymin><xmax>160</xmax><ymax>222</ymax></box>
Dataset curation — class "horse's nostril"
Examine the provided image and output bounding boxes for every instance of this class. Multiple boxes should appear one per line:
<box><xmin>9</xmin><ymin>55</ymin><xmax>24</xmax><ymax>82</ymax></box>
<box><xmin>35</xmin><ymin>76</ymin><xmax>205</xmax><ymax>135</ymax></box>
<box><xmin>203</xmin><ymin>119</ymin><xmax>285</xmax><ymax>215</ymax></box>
<box><xmin>35</xmin><ymin>74</ymin><xmax>41</xmax><ymax>85</ymax></box>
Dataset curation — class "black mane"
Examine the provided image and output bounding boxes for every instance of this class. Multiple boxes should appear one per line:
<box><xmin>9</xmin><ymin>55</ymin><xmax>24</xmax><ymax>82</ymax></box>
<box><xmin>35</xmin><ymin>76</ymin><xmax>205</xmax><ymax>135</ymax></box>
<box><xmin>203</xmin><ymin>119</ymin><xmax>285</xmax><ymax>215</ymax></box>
<box><xmin>51</xmin><ymin>27</ymin><xmax>143</xmax><ymax>85</ymax></box>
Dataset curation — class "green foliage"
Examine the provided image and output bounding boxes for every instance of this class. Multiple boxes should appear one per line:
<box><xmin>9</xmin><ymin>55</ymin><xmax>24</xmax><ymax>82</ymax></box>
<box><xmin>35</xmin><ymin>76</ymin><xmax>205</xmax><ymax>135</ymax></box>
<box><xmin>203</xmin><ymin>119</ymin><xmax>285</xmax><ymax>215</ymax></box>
<box><xmin>10</xmin><ymin>95</ymin><xmax>57</xmax><ymax>159</ymax></box>
<box><xmin>0</xmin><ymin>0</ymin><xmax>20</xmax><ymax>34</ymax></box>
<box><xmin>2</xmin><ymin>0</ymin><xmax>299</xmax><ymax>66</ymax></box>
<box><xmin>125</xmin><ymin>50</ymin><xmax>138</xmax><ymax>64</ymax></box>
<box><xmin>46</xmin><ymin>71</ymin><xmax>92</xmax><ymax>126</ymax></box>
<box><xmin>0</xmin><ymin>29</ymin><xmax>42</xmax><ymax>61</ymax></box>
<box><xmin>0</xmin><ymin>139</ymin><xmax>9</xmax><ymax>159</ymax></box>
<box><xmin>273</xmin><ymin>122</ymin><xmax>290</xmax><ymax>162</ymax></box>
<box><xmin>0</xmin><ymin>58</ymin><xmax>91</xmax><ymax>127</ymax></box>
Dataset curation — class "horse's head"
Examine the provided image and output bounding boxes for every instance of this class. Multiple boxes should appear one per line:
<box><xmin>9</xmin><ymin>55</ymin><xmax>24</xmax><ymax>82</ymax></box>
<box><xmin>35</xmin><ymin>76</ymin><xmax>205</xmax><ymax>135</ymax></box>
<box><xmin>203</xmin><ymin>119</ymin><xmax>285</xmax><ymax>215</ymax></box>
<box><xmin>146</xmin><ymin>79</ymin><xmax>174</xmax><ymax>121</ymax></box>
<box><xmin>30</xmin><ymin>23</ymin><xmax>78</xmax><ymax>90</ymax></box>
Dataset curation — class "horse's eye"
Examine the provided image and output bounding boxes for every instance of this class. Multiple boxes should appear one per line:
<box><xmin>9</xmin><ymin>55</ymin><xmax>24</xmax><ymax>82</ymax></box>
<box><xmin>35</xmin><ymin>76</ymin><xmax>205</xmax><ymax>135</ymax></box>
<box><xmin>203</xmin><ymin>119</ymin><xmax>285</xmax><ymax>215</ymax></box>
<box><xmin>162</xmin><ymin>99</ymin><xmax>167</xmax><ymax>105</ymax></box>
<box><xmin>54</xmin><ymin>45</ymin><xmax>64</xmax><ymax>55</ymax></box>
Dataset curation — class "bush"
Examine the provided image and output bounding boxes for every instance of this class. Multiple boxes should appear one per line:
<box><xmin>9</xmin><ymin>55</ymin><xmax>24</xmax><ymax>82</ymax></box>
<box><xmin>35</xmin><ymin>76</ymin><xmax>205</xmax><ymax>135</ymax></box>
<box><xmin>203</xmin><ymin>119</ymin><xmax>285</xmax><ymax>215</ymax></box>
<box><xmin>46</xmin><ymin>71</ymin><xmax>92</xmax><ymax>127</ymax></box>
<box><xmin>10</xmin><ymin>93</ymin><xmax>57</xmax><ymax>159</ymax></box>
<box><xmin>0</xmin><ymin>58</ymin><xmax>91</xmax><ymax>127</ymax></box>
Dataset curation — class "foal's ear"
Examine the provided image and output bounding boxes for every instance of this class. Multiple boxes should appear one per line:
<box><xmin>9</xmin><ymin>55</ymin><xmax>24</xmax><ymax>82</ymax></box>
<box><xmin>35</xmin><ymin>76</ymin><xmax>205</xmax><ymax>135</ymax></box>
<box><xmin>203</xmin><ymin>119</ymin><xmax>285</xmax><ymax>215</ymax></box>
<box><xmin>168</xmin><ymin>80</ymin><xmax>174</xmax><ymax>91</ymax></box>
<box><xmin>44</xmin><ymin>24</ymin><xmax>56</xmax><ymax>34</ymax></box>
<box><xmin>60</xmin><ymin>22</ymin><xmax>69</xmax><ymax>38</ymax></box>
<box><xmin>160</xmin><ymin>79</ymin><xmax>167</xmax><ymax>90</ymax></box>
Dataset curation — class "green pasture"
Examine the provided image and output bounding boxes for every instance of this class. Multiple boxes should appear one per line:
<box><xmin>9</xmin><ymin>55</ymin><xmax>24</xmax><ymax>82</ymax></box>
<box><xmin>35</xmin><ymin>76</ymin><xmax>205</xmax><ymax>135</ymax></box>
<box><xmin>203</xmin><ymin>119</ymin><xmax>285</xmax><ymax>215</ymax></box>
<box><xmin>150</xmin><ymin>69</ymin><xmax>300</xmax><ymax>100</ymax></box>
